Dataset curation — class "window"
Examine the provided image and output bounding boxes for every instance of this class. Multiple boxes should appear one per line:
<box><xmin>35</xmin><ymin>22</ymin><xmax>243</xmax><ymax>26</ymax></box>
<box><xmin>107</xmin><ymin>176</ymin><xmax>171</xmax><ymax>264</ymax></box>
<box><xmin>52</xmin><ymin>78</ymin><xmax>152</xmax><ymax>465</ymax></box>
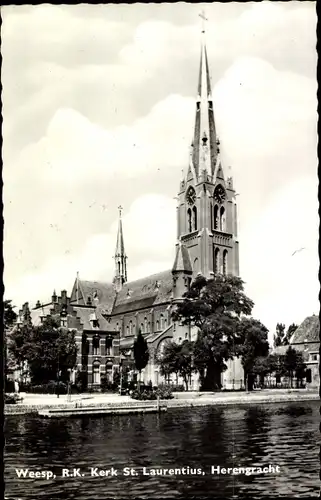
<box><xmin>193</xmin><ymin>257</ymin><xmax>199</xmax><ymax>274</ymax></box>
<box><xmin>164</xmin><ymin>317</ymin><xmax>167</xmax><ymax>329</ymax></box>
<box><xmin>220</xmin><ymin>206</ymin><xmax>226</xmax><ymax>232</ymax></box>
<box><xmin>106</xmin><ymin>362</ymin><xmax>113</xmax><ymax>382</ymax></box>
<box><xmin>160</xmin><ymin>314</ymin><xmax>164</xmax><ymax>330</ymax></box>
<box><xmin>187</xmin><ymin>208</ymin><xmax>192</xmax><ymax>232</ymax></box>
<box><xmin>144</xmin><ymin>317</ymin><xmax>148</xmax><ymax>333</ymax></box>
<box><xmin>126</xmin><ymin>325</ymin><xmax>129</xmax><ymax>336</ymax></box>
<box><xmin>214</xmin><ymin>248</ymin><xmax>220</xmax><ymax>274</ymax></box>
<box><xmin>141</xmin><ymin>322</ymin><xmax>144</xmax><ymax>333</ymax></box>
<box><xmin>60</xmin><ymin>318</ymin><xmax>67</xmax><ymax>327</ymax></box>
<box><xmin>92</xmin><ymin>319</ymin><xmax>99</xmax><ymax>328</ymax></box>
<box><xmin>129</xmin><ymin>320</ymin><xmax>133</xmax><ymax>335</ymax></box>
<box><xmin>87</xmin><ymin>296</ymin><xmax>92</xmax><ymax>306</ymax></box>
<box><xmin>210</xmin><ymin>203</ymin><xmax>213</xmax><ymax>230</ymax></box>
<box><xmin>223</xmin><ymin>250</ymin><xmax>228</xmax><ymax>276</ymax></box>
<box><xmin>148</xmin><ymin>321</ymin><xmax>151</xmax><ymax>333</ymax></box>
<box><xmin>192</xmin><ymin>206</ymin><xmax>197</xmax><ymax>231</ymax></box>
<box><xmin>311</xmin><ymin>353</ymin><xmax>318</xmax><ymax>361</ymax></box>
<box><xmin>214</xmin><ymin>205</ymin><xmax>219</xmax><ymax>230</ymax></box>
<box><xmin>106</xmin><ymin>336</ymin><xmax>113</xmax><ymax>356</ymax></box>
<box><xmin>156</xmin><ymin>320</ymin><xmax>160</xmax><ymax>331</ymax></box>
<box><xmin>93</xmin><ymin>364</ymin><xmax>100</xmax><ymax>384</ymax></box>
<box><xmin>93</xmin><ymin>335</ymin><xmax>100</xmax><ymax>356</ymax></box>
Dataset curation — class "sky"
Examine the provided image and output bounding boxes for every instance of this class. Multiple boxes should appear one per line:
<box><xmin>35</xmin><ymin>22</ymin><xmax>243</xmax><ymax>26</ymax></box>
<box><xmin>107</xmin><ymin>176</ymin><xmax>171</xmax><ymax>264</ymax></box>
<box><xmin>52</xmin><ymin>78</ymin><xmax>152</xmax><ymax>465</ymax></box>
<box><xmin>2</xmin><ymin>2</ymin><xmax>318</xmax><ymax>340</ymax></box>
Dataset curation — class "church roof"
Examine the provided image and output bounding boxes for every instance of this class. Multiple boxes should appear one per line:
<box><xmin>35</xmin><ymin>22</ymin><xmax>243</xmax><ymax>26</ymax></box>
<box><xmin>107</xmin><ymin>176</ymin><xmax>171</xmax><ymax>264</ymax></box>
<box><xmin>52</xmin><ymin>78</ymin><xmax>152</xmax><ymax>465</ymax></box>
<box><xmin>70</xmin><ymin>279</ymin><xmax>116</xmax><ymax>314</ymax></box>
<box><xmin>112</xmin><ymin>270</ymin><xmax>173</xmax><ymax>315</ymax></box>
<box><xmin>70</xmin><ymin>270</ymin><xmax>173</xmax><ymax>317</ymax></box>
<box><xmin>290</xmin><ymin>315</ymin><xmax>320</xmax><ymax>344</ymax></box>
<box><xmin>72</xmin><ymin>306</ymin><xmax>110</xmax><ymax>331</ymax></box>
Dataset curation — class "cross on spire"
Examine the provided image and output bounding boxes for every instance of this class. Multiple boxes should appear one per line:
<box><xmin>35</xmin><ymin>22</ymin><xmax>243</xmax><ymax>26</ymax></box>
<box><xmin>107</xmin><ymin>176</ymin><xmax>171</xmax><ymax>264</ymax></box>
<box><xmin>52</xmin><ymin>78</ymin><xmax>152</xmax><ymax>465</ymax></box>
<box><xmin>118</xmin><ymin>205</ymin><xmax>123</xmax><ymax>218</ymax></box>
<box><xmin>199</xmin><ymin>10</ymin><xmax>208</xmax><ymax>34</ymax></box>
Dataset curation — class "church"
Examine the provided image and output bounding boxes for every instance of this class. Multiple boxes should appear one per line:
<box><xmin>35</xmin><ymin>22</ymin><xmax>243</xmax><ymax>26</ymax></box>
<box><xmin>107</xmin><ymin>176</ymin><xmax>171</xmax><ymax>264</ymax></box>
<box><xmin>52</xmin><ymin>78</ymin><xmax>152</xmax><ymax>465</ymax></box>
<box><xmin>29</xmin><ymin>24</ymin><xmax>244</xmax><ymax>390</ymax></box>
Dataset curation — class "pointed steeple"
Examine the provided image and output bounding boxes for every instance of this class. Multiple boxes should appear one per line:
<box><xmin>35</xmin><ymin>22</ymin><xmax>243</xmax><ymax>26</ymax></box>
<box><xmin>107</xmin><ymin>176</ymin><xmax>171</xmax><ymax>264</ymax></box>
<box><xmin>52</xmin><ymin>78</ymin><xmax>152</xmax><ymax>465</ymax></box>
<box><xmin>113</xmin><ymin>205</ymin><xmax>127</xmax><ymax>292</ymax></box>
<box><xmin>192</xmin><ymin>12</ymin><xmax>218</xmax><ymax>178</ymax></box>
<box><xmin>172</xmin><ymin>242</ymin><xmax>192</xmax><ymax>274</ymax></box>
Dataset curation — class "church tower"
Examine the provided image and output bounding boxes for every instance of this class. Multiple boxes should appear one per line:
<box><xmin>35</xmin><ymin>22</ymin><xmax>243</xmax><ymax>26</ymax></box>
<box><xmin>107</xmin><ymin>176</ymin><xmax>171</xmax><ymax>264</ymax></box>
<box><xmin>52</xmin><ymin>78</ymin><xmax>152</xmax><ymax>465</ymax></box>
<box><xmin>113</xmin><ymin>206</ymin><xmax>127</xmax><ymax>292</ymax></box>
<box><xmin>175</xmin><ymin>19</ymin><xmax>239</xmax><ymax>279</ymax></box>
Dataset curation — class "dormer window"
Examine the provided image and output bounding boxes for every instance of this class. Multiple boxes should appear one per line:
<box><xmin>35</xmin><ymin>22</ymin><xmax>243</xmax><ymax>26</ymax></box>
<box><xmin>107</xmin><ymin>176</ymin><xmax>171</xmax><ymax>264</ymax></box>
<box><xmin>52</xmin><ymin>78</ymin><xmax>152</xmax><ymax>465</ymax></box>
<box><xmin>60</xmin><ymin>318</ymin><xmax>67</xmax><ymax>328</ymax></box>
<box><xmin>87</xmin><ymin>296</ymin><xmax>92</xmax><ymax>306</ymax></box>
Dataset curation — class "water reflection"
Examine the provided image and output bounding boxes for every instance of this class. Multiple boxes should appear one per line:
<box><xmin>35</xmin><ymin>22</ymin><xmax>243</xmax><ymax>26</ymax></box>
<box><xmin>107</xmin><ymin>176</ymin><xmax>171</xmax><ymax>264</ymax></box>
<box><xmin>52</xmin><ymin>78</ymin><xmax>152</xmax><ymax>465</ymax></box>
<box><xmin>4</xmin><ymin>401</ymin><xmax>319</xmax><ymax>499</ymax></box>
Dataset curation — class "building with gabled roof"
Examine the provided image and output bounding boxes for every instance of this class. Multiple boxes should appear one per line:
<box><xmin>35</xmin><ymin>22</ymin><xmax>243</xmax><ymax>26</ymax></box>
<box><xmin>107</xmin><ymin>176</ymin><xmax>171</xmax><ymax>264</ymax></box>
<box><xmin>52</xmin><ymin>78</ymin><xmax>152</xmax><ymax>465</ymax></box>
<box><xmin>29</xmin><ymin>22</ymin><xmax>241</xmax><ymax>389</ymax></box>
<box><xmin>273</xmin><ymin>315</ymin><xmax>319</xmax><ymax>387</ymax></box>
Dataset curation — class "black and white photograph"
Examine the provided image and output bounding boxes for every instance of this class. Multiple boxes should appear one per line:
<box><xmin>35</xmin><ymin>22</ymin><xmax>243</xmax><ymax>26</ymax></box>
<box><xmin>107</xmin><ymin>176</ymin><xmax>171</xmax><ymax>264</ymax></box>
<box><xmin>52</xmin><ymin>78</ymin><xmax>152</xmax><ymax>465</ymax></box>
<box><xmin>2</xmin><ymin>2</ymin><xmax>319</xmax><ymax>499</ymax></box>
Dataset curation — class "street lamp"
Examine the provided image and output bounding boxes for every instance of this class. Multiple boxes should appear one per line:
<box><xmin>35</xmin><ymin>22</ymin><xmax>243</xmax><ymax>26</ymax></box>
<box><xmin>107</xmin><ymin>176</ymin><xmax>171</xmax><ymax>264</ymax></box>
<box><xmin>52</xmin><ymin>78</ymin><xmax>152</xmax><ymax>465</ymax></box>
<box><xmin>67</xmin><ymin>368</ymin><xmax>71</xmax><ymax>401</ymax></box>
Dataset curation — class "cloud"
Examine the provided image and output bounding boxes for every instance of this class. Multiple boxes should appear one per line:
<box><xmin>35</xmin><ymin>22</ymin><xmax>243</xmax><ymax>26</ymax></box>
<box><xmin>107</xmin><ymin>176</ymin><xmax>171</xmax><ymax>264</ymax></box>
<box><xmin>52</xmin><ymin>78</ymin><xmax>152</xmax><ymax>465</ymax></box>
<box><xmin>5</xmin><ymin>193</ymin><xmax>177</xmax><ymax>308</ymax></box>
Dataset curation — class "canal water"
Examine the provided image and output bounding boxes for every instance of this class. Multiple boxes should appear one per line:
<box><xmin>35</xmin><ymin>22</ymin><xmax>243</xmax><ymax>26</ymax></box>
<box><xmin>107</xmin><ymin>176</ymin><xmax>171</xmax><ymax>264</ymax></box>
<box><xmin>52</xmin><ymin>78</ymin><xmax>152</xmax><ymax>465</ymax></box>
<box><xmin>4</xmin><ymin>400</ymin><xmax>319</xmax><ymax>499</ymax></box>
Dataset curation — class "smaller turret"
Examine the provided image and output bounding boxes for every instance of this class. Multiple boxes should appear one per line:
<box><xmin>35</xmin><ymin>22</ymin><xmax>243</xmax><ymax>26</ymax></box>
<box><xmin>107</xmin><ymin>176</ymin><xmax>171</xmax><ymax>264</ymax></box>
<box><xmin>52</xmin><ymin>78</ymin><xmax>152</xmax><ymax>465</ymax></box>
<box><xmin>172</xmin><ymin>242</ymin><xmax>193</xmax><ymax>301</ymax></box>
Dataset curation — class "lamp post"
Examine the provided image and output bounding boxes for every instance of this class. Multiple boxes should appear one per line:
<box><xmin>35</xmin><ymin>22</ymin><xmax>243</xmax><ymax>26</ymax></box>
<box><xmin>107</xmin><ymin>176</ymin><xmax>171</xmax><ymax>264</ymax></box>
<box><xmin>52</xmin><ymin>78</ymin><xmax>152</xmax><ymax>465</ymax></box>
<box><xmin>67</xmin><ymin>368</ymin><xmax>71</xmax><ymax>401</ymax></box>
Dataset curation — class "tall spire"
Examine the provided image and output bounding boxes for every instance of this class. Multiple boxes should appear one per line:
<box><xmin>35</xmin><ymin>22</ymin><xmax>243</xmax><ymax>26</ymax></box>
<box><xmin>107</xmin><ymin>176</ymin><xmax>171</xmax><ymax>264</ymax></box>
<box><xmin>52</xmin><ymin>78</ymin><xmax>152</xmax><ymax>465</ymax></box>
<box><xmin>113</xmin><ymin>205</ymin><xmax>127</xmax><ymax>291</ymax></box>
<box><xmin>192</xmin><ymin>11</ymin><xmax>218</xmax><ymax>178</ymax></box>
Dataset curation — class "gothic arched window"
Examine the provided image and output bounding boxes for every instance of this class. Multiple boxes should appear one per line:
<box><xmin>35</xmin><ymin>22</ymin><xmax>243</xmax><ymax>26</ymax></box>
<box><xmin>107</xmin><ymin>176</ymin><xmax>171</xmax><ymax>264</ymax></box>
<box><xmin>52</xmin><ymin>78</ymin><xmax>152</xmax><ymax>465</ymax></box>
<box><xmin>144</xmin><ymin>317</ymin><xmax>148</xmax><ymax>333</ymax></box>
<box><xmin>164</xmin><ymin>317</ymin><xmax>167</xmax><ymax>329</ymax></box>
<box><xmin>210</xmin><ymin>203</ymin><xmax>213</xmax><ymax>229</ymax></box>
<box><xmin>214</xmin><ymin>248</ymin><xmax>220</xmax><ymax>274</ymax></box>
<box><xmin>129</xmin><ymin>320</ymin><xmax>133</xmax><ymax>335</ymax></box>
<box><xmin>192</xmin><ymin>206</ymin><xmax>197</xmax><ymax>231</ymax></box>
<box><xmin>160</xmin><ymin>314</ymin><xmax>164</xmax><ymax>330</ymax></box>
<box><xmin>141</xmin><ymin>322</ymin><xmax>144</xmax><ymax>333</ymax></box>
<box><xmin>93</xmin><ymin>362</ymin><xmax>100</xmax><ymax>385</ymax></box>
<box><xmin>187</xmin><ymin>208</ymin><xmax>192</xmax><ymax>233</ymax></box>
<box><xmin>156</xmin><ymin>320</ymin><xmax>160</xmax><ymax>331</ymax></box>
<box><xmin>214</xmin><ymin>205</ymin><xmax>219</xmax><ymax>230</ymax></box>
<box><xmin>220</xmin><ymin>207</ymin><xmax>226</xmax><ymax>232</ymax></box>
<box><xmin>193</xmin><ymin>257</ymin><xmax>199</xmax><ymax>275</ymax></box>
<box><xmin>223</xmin><ymin>250</ymin><xmax>228</xmax><ymax>276</ymax></box>
<box><xmin>126</xmin><ymin>325</ymin><xmax>129</xmax><ymax>336</ymax></box>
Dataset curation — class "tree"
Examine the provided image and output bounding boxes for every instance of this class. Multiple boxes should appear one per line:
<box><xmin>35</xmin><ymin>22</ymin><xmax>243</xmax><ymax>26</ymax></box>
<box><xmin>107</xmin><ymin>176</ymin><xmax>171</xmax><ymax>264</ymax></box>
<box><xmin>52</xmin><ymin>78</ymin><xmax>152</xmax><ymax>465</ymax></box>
<box><xmin>294</xmin><ymin>352</ymin><xmax>307</xmax><ymax>388</ymax></box>
<box><xmin>237</xmin><ymin>318</ymin><xmax>269</xmax><ymax>391</ymax></box>
<box><xmin>3</xmin><ymin>300</ymin><xmax>18</xmax><ymax>381</ymax></box>
<box><xmin>177</xmin><ymin>341</ymin><xmax>194</xmax><ymax>391</ymax></box>
<box><xmin>155</xmin><ymin>341</ymin><xmax>181</xmax><ymax>384</ymax></box>
<box><xmin>283</xmin><ymin>346</ymin><xmax>299</xmax><ymax>388</ymax></box>
<box><xmin>284</xmin><ymin>323</ymin><xmax>298</xmax><ymax>345</ymax></box>
<box><xmin>10</xmin><ymin>316</ymin><xmax>78</xmax><ymax>385</ymax></box>
<box><xmin>133</xmin><ymin>329</ymin><xmax>149</xmax><ymax>391</ymax></box>
<box><xmin>4</xmin><ymin>300</ymin><xmax>17</xmax><ymax>329</ymax></box>
<box><xmin>273</xmin><ymin>323</ymin><xmax>286</xmax><ymax>347</ymax></box>
<box><xmin>173</xmin><ymin>274</ymin><xmax>254</xmax><ymax>391</ymax></box>
<box><xmin>156</xmin><ymin>340</ymin><xmax>195</xmax><ymax>390</ymax></box>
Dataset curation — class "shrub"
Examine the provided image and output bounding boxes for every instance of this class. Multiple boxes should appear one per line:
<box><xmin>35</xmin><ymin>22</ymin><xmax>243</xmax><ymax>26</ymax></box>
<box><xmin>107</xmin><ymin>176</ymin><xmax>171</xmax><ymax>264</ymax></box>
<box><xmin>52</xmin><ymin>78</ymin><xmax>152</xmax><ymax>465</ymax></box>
<box><xmin>158</xmin><ymin>383</ymin><xmax>184</xmax><ymax>392</ymax></box>
<box><xmin>5</xmin><ymin>380</ymin><xmax>15</xmax><ymax>393</ymax></box>
<box><xmin>75</xmin><ymin>370</ymin><xmax>88</xmax><ymax>392</ymax></box>
<box><xmin>21</xmin><ymin>381</ymin><xmax>68</xmax><ymax>394</ymax></box>
<box><xmin>131</xmin><ymin>386</ymin><xmax>173</xmax><ymax>401</ymax></box>
<box><xmin>5</xmin><ymin>393</ymin><xmax>20</xmax><ymax>404</ymax></box>
<box><xmin>100</xmin><ymin>376</ymin><xmax>115</xmax><ymax>393</ymax></box>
